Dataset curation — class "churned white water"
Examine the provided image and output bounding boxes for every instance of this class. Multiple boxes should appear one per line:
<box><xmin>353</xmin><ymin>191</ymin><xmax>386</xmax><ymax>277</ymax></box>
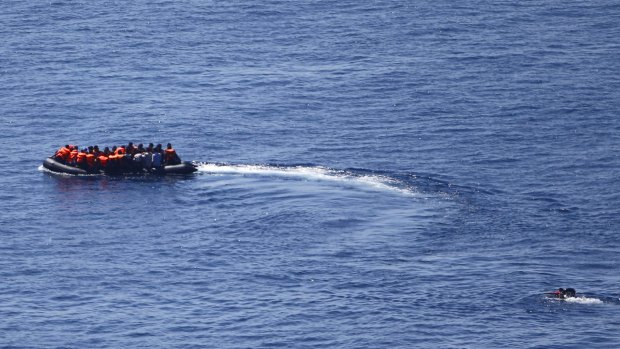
<box><xmin>197</xmin><ymin>163</ymin><xmax>417</xmax><ymax>196</ymax></box>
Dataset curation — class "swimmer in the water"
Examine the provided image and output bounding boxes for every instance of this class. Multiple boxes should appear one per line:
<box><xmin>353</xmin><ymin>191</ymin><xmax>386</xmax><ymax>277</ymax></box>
<box><xmin>546</xmin><ymin>288</ymin><xmax>577</xmax><ymax>299</ymax></box>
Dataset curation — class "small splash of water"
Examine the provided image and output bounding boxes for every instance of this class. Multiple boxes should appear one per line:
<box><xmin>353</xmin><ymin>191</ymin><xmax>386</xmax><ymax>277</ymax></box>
<box><xmin>197</xmin><ymin>163</ymin><xmax>417</xmax><ymax>196</ymax></box>
<box><xmin>564</xmin><ymin>297</ymin><xmax>604</xmax><ymax>305</ymax></box>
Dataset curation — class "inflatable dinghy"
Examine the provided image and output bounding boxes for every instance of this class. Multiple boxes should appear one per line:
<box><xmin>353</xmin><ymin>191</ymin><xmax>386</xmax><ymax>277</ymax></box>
<box><xmin>43</xmin><ymin>157</ymin><xmax>197</xmax><ymax>176</ymax></box>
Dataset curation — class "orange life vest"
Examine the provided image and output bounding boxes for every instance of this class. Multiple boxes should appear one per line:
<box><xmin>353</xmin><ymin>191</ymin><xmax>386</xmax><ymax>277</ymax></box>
<box><xmin>55</xmin><ymin>147</ymin><xmax>71</xmax><ymax>161</ymax></box>
<box><xmin>85</xmin><ymin>153</ymin><xmax>95</xmax><ymax>167</ymax></box>
<box><xmin>164</xmin><ymin>148</ymin><xmax>177</xmax><ymax>162</ymax></box>
<box><xmin>115</xmin><ymin>147</ymin><xmax>125</xmax><ymax>156</ymax></box>
<box><xmin>68</xmin><ymin>149</ymin><xmax>78</xmax><ymax>163</ymax></box>
<box><xmin>98</xmin><ymin>155</ymin><xmax>108</xmax><ymax>167</ymax></box>
<box><xmin>76</xmin><ymin>152</ymin><xmax>87</xmax><ymax>164</ymax></box>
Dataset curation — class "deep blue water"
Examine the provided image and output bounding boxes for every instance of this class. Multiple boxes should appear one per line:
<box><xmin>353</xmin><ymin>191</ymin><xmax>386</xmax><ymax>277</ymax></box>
<box><xmin>2</xmin><ymin>1</ymin><xmax>620</xmax><ymax>348</ymax></box>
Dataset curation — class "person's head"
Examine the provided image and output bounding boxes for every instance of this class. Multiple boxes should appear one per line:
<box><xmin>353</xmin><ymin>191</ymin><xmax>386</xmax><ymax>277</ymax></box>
<box><xmin>104</xmin><ymin>147</ymin><xmax>110</xmax><ymax>155</ymax></box>
<box><xmin>112</xmin><ymin>146</ymin><xmax>117</xmax><ymax>152</ymax></box>
<box><xmin>94</xmin><ymin>145</ymin><xmax>99</xmax><ymax>151</ymax></box>
<box><xmin>550</xmin><ymin>288</ymin><xmax>564</xmax><ymax>298</ymax></box>
<box><xmin>156</xmin><ymin>144</ymin><xmax>162</xmax><ymax>151</ymax></box>
<box><xmin>65</xmin><ymin>144</ymin><xmax>70</xmax><ymax>149</ymax></box>
<box><xmin>167</xmin><ymin>143</ymin><xmax>172</xmax><ymax>149</ymax></box>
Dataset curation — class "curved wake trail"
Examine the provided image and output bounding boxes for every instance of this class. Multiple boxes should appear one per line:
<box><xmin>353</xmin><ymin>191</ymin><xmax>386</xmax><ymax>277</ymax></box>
<box><xmin>196</xmin><ymin>163</ymin><xmax>418</xmax><ymax>196</ymax></box>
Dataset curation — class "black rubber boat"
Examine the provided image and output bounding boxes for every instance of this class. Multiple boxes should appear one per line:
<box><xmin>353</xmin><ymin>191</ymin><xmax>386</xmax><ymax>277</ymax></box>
<box><xmin>42</xmin><ymin>157</ymin><xmax>197</xmax><ymax>176</ymax></box>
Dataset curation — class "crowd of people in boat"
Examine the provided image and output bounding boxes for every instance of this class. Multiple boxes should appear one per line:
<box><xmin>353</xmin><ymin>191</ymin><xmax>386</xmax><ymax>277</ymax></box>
<box><xmin>52</xmin><ymin>142</ymin><xmax>183</xmax><ymax>173</ymax></box>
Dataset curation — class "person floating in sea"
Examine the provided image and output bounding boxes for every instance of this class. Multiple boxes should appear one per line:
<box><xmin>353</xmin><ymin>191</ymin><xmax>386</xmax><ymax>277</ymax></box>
<box><xmin>546</xmin><ymin>288</ymin><xmax>577</xmax><ymax>299</ymax></box>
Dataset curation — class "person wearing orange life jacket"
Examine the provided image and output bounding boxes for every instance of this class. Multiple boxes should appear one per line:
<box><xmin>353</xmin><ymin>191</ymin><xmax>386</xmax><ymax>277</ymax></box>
<box><xmin>97</xmin><ymin>147</ymin><xmax>110</xmax><ymax>170</ymax></box>
<box><xmin>76</xmin><ymin>148</ymin><xmax>88</xmax><ymax>170</ymax></box>
<box><xmin>54</xmin><ymin>145</ymin><xmax>71</xmax><ymax>163</ymax></box>
<box><xmin>164</xmin><ymin>143</ymin><xmax>182</xmax><ymax>165</ymax></box>
<box><xmin>106</xmin><ymin>146</ymin><xmax>120</xmax><ymax>172</ymax></box>
<box><xmin>114</xmin><ymin>146</ymin><xmax>128</xmax><ymax>170</ymax></box>
<box><xmin>68</xmin><ymin>146</ymin><xmax>79</xmax><ymax>165</ymax></box>
<box><xmin>68</xmin><ymin>144</ymin><xmax>77</xmax><ymax>158</ymax></box>
<box><xmin>85</xmin><ymin>148</ymin><xmax>96</xmax><ymax>170</ymax></box>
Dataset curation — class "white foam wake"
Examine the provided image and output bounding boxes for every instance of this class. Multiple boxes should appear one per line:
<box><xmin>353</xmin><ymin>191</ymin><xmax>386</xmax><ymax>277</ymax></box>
<box><xmin>197</xmin><ymin>163</ymin><xmax>416</xmax><ymax>196</ymax></box>
<box><xmin>564</xmin><ymin>297</ymin><xmax>603</xmax><ymax>305</ymax></box>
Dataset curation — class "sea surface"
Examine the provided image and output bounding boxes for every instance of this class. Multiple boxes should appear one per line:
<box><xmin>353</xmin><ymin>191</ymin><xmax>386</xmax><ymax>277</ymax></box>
<box><xmin>1</xmin><ymin>1</ymin><xmax>620</xmax><ymax>348</ymax></box>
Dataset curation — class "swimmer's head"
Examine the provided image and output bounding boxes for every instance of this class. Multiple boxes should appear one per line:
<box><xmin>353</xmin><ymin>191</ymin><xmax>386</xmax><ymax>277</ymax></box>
<box><xmin>547</xmin><ymin>288</ymin><xmax>576</xmax><ymax>299</ymax></box>
<box><xmin>563</xmin><ymin>288</ymin><xmax>576</xmax><ymax>298</ymax></box>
